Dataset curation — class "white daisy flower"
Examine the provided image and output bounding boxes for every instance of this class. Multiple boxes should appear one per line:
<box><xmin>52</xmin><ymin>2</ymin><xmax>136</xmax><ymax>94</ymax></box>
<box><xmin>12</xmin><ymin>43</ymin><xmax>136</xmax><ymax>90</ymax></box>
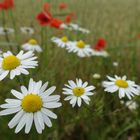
<box><xmin>0</xmin><ymin>27</ymin><xmax>14</xmax><ymax>35</ymax></box>
<box><xmin>78</xmin><ymin>27</ymin><xmax>90</xmax><ymax>34</ymax></box>
<box><xmin>59</xmin><ymin>23</ymin><xmax>68</xmax><ymax>29</ymax></box>
<box><xmin>51</xmin><ymin>36</ymin><xmax>71</xmax><ymax>48</ymax></box>
<box><xmin>103</xmin><ymin>75</ymin><xmax>140</xmax><ymax>99</ymax></box>
<box><xmin>93</xmin><ymin>73</ymin><xmax>101</xmax><ymax>79</ymax></box>
<box><xmin>63</xmin><ymin>78</ymin><xmax>95</xmax><ymax>107</ymax></box>
<box><xmin>20</xmin><ymin>27</ymin><xmax>34</xmax><ymax>35</ymax></box>
<box><xmin>68</xmin><ymin>23</ymin><xmax>90</xmax><ymax>34</ymax></box>
<box><xmin>92</xmin><ymin>50</ymin><xmax>109</xmax><ymax>57</ymax></box>
<box><xmin>22</xmin><ymin>39</ymin><xmax>42</xmax><ymax>53</ymax></box>
<box><xmin>0</xmin><ymin>50</ymin><xmax>38</xmax><ymax>80</ymax></box>
<box><xmin>0</xmin><ymin>78</ymin><xmax>62</xmax><ymax>134</ymax></box>
<box><xmin>121</xmin><ymin>100</ymin><xmax>138</xmax><ymax>110</ymax></box>
<box><xmin>67</xmin><ymin>40</ymin><xmax>94</xmax><ymax>57</ymax></box>
<box><xmin>69</xmin><ymin>23</ymin><xmax>80</xmax><ymax>30</ymax></box>
<box><xmin>113</xmin><ymin>62</ymin><xmax>119</xmax><ymax>67</ymax></box>
<box><xmin>126</xmin><ymin>101</ymin><xmax>138</xmax><ymax>110</ymax></box>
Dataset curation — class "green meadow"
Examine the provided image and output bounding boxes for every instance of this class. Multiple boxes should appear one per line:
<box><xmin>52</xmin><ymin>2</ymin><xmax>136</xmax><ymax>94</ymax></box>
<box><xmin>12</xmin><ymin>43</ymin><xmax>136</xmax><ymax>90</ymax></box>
<box><xmin>0</xmin><ymin>0</ymin><xmax>140</xmax><ymax>139</ymax></box>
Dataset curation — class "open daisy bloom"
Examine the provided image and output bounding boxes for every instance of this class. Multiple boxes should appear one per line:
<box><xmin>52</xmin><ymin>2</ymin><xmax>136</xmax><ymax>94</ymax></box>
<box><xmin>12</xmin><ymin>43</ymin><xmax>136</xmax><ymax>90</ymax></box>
<box><xmin>92</xmin><ymin>50</ymin><xmax>109</xmax><ymax>57</ymax></box>
<box><xmin>113</xmin><ymin>62</ymin><xmax>119</xmax><ymax>67</ymax></box>
<box><xmin>20</xmin><ymin>27</ymin><xmax>34</xmax><ymax>35</ymax></box>
<box><xmin>63</xmin><ymin>78</ymin><xmax>95</xmax><ymax>107</ymax></box>
<box><xmin>22</xmin><ymin>39</ymin><xmax>42</xmax><ymax>53</ymax></box>
<box><xmin>121</xmin><ymin>100</ymin><xmax>138</xmax><ymax>111</ymax></box>
<box><xmin>59</xmin><ymin>23</ymin><xmax>69</xmax><ymax>29</ymax></box>
<box><xmin>68</xmin><ymin>23</ymin><xmax>79</xmax><ymax>30</ymax></box>
<box><xmin>103</xmin><ymin>75</ymin><xmax>140</xmax><ymax>99</ymax></box>
<box><xmin>67</xmin><ymin>40</ymin><xmax>94</xmax><ymax>57</ymax></box>
<box><xmin>0</xmin><ymin>78</ymin><xmax>62</xmax><ymax>134</ymax></box>
<box><xmin>78</xmin><ymin>27</ymin><xmax>90</xmax><ymax>34</ymax></box>
<box><xmin>51</xmin><ymin>36</ymin><xmax>70</xmax><ymax>48</ymax></box>
<box><xmin>0</xmin><ymin>27</ymin><xmax>14</xmax><ymax>35</ymax></box>
<box><xmin>66</xmin><ymin>23</ymin><xmax>90</xmax><ymax>34</ymax></box>
<box><xmin>93</xmin><ymin>73</ymin><xmax>101</xmax><ymax>79</ymax></box>
<box><xmin>0</xmin><ymin>51</ymin><xmax>38</xmax><ymax>80</ymax></box>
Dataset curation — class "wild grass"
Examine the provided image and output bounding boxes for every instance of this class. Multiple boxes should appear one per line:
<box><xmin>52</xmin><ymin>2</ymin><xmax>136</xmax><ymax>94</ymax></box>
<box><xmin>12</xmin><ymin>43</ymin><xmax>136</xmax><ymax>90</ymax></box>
<box><xmin>0</xmin><ymin>0</ymin><xmax>140</xmax><ymax>139</ymax></box>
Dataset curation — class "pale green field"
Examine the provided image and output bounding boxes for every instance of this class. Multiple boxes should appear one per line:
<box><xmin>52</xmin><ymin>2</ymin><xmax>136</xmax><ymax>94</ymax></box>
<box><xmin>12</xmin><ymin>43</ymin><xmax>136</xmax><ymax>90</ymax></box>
<box><xmin>0</xmin><ymin>0</ymin><xmax>140</xmax><ymax>140</ymax></box>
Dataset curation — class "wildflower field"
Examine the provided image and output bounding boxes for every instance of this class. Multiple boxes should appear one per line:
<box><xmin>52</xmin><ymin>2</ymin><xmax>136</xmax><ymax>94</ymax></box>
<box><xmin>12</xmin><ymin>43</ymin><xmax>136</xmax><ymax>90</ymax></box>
<box><xmin>0</xmin><ymin>0</ymin><xmax>140</xmax><ymax>140</ymax></box>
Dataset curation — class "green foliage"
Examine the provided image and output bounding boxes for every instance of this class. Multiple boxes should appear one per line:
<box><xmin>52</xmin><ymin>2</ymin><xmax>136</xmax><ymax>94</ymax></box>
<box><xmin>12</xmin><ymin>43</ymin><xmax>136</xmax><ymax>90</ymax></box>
<box><xmin>0</xmin><ymin>0</ymin><xmax>140</xmax><ymax>139</ymax></box>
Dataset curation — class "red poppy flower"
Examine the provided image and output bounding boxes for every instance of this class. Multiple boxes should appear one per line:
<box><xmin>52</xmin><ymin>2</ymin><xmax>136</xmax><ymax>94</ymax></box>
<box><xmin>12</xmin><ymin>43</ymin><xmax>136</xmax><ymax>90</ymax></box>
<box><xmin>36</xmin><ymin>12</ymin><xmax>52</xmax><ymax>26</ymax></box>
<box><xmin>0</xmin><ymin>0</ymin><xmax>14</xmax><ymax>10</ymax></box>
<box><xmin>59</xmin><ymin>3</ymin><xmax>67</xmax><ymax>10</ymax></box>
<box><xmin>65</xmin><ymin>12</ymin><xmax>76</xmax><ymax>23</ymax></box>
<box><xmin>137</xmin><ymin>33</ymin><xmax>140</xmax><ymax>39</ymax></box>
<box><xmin>94</xmin><ymin>38</ymin><xmax>106</xmax><ymax>51</ymax></box>
<box><xmin>50</xmin><ymin>18</ymin><xmax>64</xmax><ymax>29</ymax></box>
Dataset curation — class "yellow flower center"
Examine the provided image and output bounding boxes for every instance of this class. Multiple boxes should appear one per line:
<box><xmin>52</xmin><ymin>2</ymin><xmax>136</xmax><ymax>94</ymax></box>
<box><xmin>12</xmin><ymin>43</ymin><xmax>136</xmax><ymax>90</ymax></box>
<box><xmin>115</xmin><ymin>80</ymin><xmax>128</xmax><ymax>88</ymax></box>
<box><xmin>61</xmin><ymin>36</ymin><xmax>68</xmax><ymax>42</ymax></box>
<box><xmin>28</xmin><ymin>39</ymin><xmax>38</xmax><ymax>45</ymax></box>
<box><xmin>21</xmin><ymin>94</ymin><xmax>43</xmax><ymax>113</ymax></box>
<box><xmin>76</xmin><ymin>40</ymin><xmax>86</xmax><ymax>48</ymax></box>
<box><xmin>73</xmin><ymin>87</ymin><xmax>85</xmax><ymax>97</ymax></box>
<box><xmin>2</xmin><ymin>55</ymin><xmax>20</xmax><ymax>70</ymax></box>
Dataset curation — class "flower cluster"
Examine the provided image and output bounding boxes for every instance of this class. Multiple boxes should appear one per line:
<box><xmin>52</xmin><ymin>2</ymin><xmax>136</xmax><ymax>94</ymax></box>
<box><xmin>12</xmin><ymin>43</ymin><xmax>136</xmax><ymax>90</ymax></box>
<box><xmin>36</xmin><ymin>3</ymin><xmax>76</xmax><ymax>29</ymax></box>
<box><xmin>0</xmin><ymin>26</ymin><xmax>35</xmax><ymax>35</ymax></box>
<box><xmin>62</xmin><ymin>23</ymin><xmax>90</xmax><ymax>34</ymax></box>
<box><xmin>51</xmin><ymin>36</ymin><xmax>109</xmax><ymax>57</ymax></box>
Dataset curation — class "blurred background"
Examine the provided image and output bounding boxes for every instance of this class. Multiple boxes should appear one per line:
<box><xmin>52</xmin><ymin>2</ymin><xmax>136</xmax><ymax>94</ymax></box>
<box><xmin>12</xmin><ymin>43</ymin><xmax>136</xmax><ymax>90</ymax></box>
<box><xmin>0</xmin><ymin>0</ymin><xmax>140</xmax><ymax>139</ymax></box>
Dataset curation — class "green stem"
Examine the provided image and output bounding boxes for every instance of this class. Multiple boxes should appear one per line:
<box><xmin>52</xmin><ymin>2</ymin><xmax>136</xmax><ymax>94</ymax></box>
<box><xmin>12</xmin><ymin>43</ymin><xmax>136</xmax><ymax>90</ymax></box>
<box><xmin>9</xmin><ymin>9</ymin><xmax>20</xmax><ymax>52</ymax></box>
<box><xmin>1</xmin><ymin>10</ymin><xmax>13</xmax><ymax>51</ymax></box>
